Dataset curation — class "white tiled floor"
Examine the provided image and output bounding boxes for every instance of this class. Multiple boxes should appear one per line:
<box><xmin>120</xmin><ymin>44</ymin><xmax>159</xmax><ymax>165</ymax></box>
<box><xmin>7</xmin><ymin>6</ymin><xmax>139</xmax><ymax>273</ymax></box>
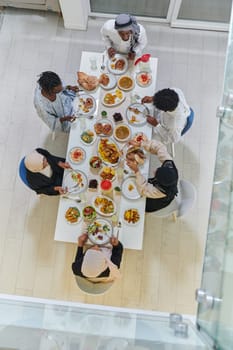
<box><xmin>0</xmin><ymin>8</ymin><xmax>227</xmax><ymax>314</ymax></box>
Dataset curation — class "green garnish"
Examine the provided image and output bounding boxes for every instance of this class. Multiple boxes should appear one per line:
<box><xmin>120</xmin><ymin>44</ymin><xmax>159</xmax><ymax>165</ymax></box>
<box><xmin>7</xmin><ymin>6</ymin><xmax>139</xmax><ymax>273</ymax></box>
<box><xmin>101</xmin><ymin>110</ymin><xmax>107</xmax><ymax>117</ymax></box>
<box><xmin>114</xmin><ymin>186</ymin><xmax>121</xmax><ymax>192</ymax></box>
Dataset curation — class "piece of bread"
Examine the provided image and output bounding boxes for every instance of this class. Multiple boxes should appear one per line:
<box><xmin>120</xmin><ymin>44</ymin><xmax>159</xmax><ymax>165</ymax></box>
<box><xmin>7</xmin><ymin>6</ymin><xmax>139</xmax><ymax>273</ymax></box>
<box><xmin>77</xmin><ymin>71</ymin><xmax>99</xmax><ymax>91</ymax></box>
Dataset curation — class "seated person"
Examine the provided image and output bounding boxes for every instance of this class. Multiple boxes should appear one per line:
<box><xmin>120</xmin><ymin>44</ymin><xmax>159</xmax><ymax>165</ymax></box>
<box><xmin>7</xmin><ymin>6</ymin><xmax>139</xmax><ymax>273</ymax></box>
<box><xmin>34</xmin><ymin>71</ymin><xmax>79</xmax><ymax>133</ymax></box>
<box><xmin>72</xmin><ymin>234</ymin><xmax>123</xmax><ymax>282</ymax></box>
<box><xmin>24</xmin><ymin>148</ymin><xmax>70</xmax><ymax>195</ymax></box>
<box><xmin>142</xmin><ymin>88</ymin><xmax>190</xmax><ymax>144</ymax></box>
<box><xmin>127</xmin><ymin>138</ymin><xmax>178</xmax><ymax>213</ymax></box>
<box><xmin>101</xmin><ymin>13</ymin><xmax>147</xmax><ymax>60</ymax></box>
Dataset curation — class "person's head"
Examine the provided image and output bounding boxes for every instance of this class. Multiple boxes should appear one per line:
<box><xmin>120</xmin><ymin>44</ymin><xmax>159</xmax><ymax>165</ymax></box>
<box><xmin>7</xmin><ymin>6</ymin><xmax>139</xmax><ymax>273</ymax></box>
<box><xmin>114</xmin><ymin>14</ymin><xmax>134</xmax><ymax>41</ymax></box>
<box><xmin>153</xmin><ymin>88</ymin><xmax>179</xmax><ymax>112</ymax></box>
<box><xmin>155</xmin><ymin>164</ymin><xmax>178</xmax><ymax>187</ymax></box>
<box><xmin>81</xmin><ymin>247</ymin><xmax>108</xmax><ymax>278</ymax></box>
<box><xmin>24</xmin><ymin>150</ymin><xmax>48</xmax><ymax>173</ymax></box>
<box><xmin>37</xmin><ymin>71</ymin><xmax>62</xmax><ymax>95</ymax></box>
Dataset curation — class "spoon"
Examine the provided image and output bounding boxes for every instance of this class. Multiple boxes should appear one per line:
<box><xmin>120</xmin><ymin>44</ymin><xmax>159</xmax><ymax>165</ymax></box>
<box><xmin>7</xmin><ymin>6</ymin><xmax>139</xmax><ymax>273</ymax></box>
<box><xmin>101</xmin><ymin>54</ymin><xmax>105</xmax><ymax>71</ymax></box>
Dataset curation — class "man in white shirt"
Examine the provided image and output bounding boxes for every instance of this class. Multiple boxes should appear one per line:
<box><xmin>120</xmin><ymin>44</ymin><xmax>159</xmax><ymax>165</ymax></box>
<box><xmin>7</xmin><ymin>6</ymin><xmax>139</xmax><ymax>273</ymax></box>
<box><xmin>142</xmin><ymin>88</ymin><xmax>191</xmax><ymax>144</ymax></box>
<box><xmin>101</xmin><ymin>13</ymin><xmax>147</xmax><ymax>60</ymax></box>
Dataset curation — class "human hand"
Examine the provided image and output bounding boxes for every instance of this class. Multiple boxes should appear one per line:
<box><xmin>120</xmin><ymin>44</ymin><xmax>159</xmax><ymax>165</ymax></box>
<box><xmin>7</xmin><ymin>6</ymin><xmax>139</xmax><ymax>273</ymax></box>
<box><xmin>60</xmin><ymin>115</ymin><xmax>76</xmax><ymax>123</ymax></box>
<box><xmin>54</xmin><ymin>186</ymin><xmax>67</xmax><ymax>195</ymax></box>
<box><xmin>128</xmin><ymin>140</ymin><xmax>141</xmax><ymax>147</ymax></box>
<box><xmin>58</xmin><ymin>161</ymin><xmax>71</xmax><ymax>169</ymax></box>
<box><xmin>110</xmin><ymin>237</ymin><xmax>119</xmax><ymax>246</ymax></box>
<box><xmin>128</xmin><ymin>51</ymin><xmax>136</xmax><ymax>60</ymax></box>
<box><xmin>67</xmin><ymin>85</ymin><xmax>79</xmax><ymax>92</ymax></box>
<box><xmin>78</xmin><ymin>233</ymin><xmax>88</xmax><ymax>246</ymax></box>
<box><xmin>126</xmin><ymin>159</ymin><xmax>139</xmax><ymax>173</ymax></box>
<box><xmin>108</xmin><ymin>47</ymin><xmax>116</xmax><ymax>58</ymax></box>
<box><xmin>147</xmin><ymin>116</ymin><xmax>159</xmax><ymax>127</ymax></box>
<box><xmin>141</xmin><ymin>96</ymin><xmax>153</xmax><ymax>104</ymax></box>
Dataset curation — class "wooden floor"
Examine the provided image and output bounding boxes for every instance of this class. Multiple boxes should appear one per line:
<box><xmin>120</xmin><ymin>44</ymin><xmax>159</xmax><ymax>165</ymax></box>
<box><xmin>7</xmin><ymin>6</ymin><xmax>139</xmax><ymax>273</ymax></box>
<box><xmin>0</xmin><ymin>8</ymin><xmax>227</xmax><ymax>314</ymax></box>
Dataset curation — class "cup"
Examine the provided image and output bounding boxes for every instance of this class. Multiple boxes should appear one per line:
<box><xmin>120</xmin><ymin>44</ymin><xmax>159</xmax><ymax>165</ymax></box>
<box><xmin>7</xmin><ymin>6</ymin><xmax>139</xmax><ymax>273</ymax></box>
<box><xmin>100</xmin><ymin>179</ymin><xmax>113</xmax><ymax>196</ymax></box>
<box><xmin>174</xmin><ymin>322</ymin><xmax>189</xmax><ymax>338</ymax></box>
<box><xmin>117</xmin><ymin>168</ymin><xmax>124</xmax><ymax>183</ymax></box>
<box><xmin>169</xmin><ymin>313</ymin><xmax>183</xmax><ymax>329</ymax></box>
<box><xmin>89</xmin><ymin>56</ymin><xmax>97</xmax><ymax>70</ymax></box>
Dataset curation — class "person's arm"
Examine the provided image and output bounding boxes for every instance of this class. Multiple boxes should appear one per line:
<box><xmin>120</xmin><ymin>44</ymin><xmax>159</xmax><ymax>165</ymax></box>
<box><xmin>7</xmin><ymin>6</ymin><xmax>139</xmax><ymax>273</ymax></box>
<box><xmin>71</xmin><ymin>234</ymin><xmax>88</xmax><ymax>276</ymax></box>
<box><xmin>110</xmin><ymin>240</ymin><xmax>123</xmax><ymax>268</ymax></box>
<box><xmin>153</xmin><ymin>123</ymin><xmax>182</xmax><ymax>144</ymax></box>
<box><xmin>100</xmin><ymin>22</ymin><xmax>113</xmax><ymax>51</ymax></box>
<box><xmin>141</xmin><ymin>140</ymin><xmax>172</xmax><ymax>162</ymax></box>
<box><xmin>134</xmin><ymin>24</ymin><xmax>147</xmax><ymax>56</ymax></box>
<box><xmin>134</xmin><ymin>171</ymin><xmax>167</xmax><ymax>199</ymax></box>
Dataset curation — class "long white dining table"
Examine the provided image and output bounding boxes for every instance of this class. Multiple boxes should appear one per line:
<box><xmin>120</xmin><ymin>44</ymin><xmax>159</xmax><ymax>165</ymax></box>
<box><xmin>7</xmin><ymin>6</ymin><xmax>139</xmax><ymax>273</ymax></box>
<box><xmin>54</xmin><ymin>51</ymin><xmax>158</xmax><ymax>250</ymax></box>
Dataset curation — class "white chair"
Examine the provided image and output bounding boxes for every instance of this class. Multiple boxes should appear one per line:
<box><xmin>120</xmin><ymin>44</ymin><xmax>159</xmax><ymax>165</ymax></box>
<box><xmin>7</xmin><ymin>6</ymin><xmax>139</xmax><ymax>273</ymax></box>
<box><xmin>75</xmin><ymin>276</ymin><xmax>114</xmax><ymax>295</ymax></box>
<box><xmin>152</xmin><ymin>179</ymin><xmax>196</xmax><ymax>221</ymax></box>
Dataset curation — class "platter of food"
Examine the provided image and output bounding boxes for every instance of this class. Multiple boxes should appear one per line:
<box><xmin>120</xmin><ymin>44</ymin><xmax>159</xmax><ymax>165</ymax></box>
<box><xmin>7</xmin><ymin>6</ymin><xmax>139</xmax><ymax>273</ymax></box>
<box><xmin>77</xmin><ymin>71</ymin><xmax>99</xmax><ymax>92</ymax></box>
<box><xmin>65</xmin><ymin>206</ymin><xmax>82</xmax><ymax>224</ymax></box>
<box><xmin>64</xmin><ymin>170</ymin><xmax>88</xmax><ymax>194</ymax></box>
<box><xmin>99</xmin><ymin>73</ymin><xmax>117</xmax><ymax>90</ymax></box>
<box><xmin>68</xmin><ymin>147</ymin><xmax>86</xmax><ymax>164</ymax></box>
<box><xmin>107</xmin><ymin>54</ymin><xmax>128</xmax><ymax>75</ymax></box>
<box><xmin>92</xmin><ymin>195</ymin><xmax>116</xmax><ymax>217</ymax></box>
<box><xmin>94</xmin><ymin>120</ymin><xmax>113</xmax><ymax>137</ymax></box>
<box><xmin>98</xmin><ymin>138</ymin><xmax>120</xmax><ymax>166</ymax></box>
<box><xmin>121</xmin><ymin>176</ymin><xmax>141</xmax><ymax>200</ymax></box>
<box><xmin>74</xmin><ymin>93</ymin><xmax>96</xmax><ymax>117</ymax></box>
<box><xmin>102</xmin><ymin>88</ymin><xmax>125</xmax><ymax>107</ymax></box>
<box><xmin>99</xmin><ymin>166</ymin><xmax>116</xmax><ymax>181</ymax></box>
<box><xmin>117</xmin><ymin>75</ymin><xmax>134</xmax><ymax>91</ymax></box>
<box><xmin>136</xmin><ymin>71</ymin><xmax>152</xmax><ymax>87</ymax></box>
<box><xmin>125</xmin><ymin>146</ymin><xmax>146</xmax><ymax>166</ymax></box>
<box><xmin>126</xmin><ymin>103</ymin><xmax>149</xmax><ymax>126</ymax></box>
<box><xmin>80</xmin><ymin>129</ymin><xmax>96</xmax><ymax>145</ymax></box>
<box><xmin>87</xmin><ymin>219</ymin><xmax>113</xmax><ymax>245</ymax></box>
<box><xmin>89</xmin><ymin>155</ymin><xmax>103</xmax><ymax>169</ymax></box>
<box><xmin>82</xmin><ymin>205</ymin><xmax>97</xmax><ymax>222</ymax></box>
<box><xmin>113</xmin><ymin>124</ymin><xmax>131</xmax><ymax>142</ymax></box>
<box><xmin>123</xmin><ymin>208</ymin><xmax>140</xmax><ymax>225</ymax></box>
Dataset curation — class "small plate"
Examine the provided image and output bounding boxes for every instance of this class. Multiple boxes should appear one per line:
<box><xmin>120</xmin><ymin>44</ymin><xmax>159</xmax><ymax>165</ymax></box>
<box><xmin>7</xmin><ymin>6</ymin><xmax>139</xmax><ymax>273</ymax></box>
<box><xmin>65</xmin><ymin>206</ymin><xmax>82</xmax><ymax>225</ymax></box>
<box><xmin>123</xmin><ymin>207</ymin><xmax>141</xmax><ymax>226</ymax></box>
<box><xmin>94</xmin><ymin>119</ymin><xmax>113</xmax><ymax>137</ymax></box>
<box><xmin>102</xmin><ymin>89</ymin><xmax>125</xmax><ymax>107</ymax></box>
<box><xmin>68</xmin><ymin>147</ymin><xmax>86</xmax><ymax>164</ymax></box>
<box><xmin>64</xmin><ymin>170</ymin><xmax>88</xmax><ymax>194</ymax></box>
<box><xmin>87</xmin><ymin>219</ymin><xmax>113</xmax><ymax>245</ymax></box>
<box><xmin>98</xmin><ymin>138</ymin><xmax>120</xmax><ymax>167</ymax></box>
<box><xmin>80</xmin><ymin>130</ymin><xmax>96</xmax><ymax>145</ymax></box>
<box><xmin>126</xmin><ymin>103</ymin><xmax>149</xmax><ymax>127</ymax></box>
<box><xmin>99</xmin><ymin>166</ymin><xmax>116</xmax><ymax>181</ymax></box>
<box><xmin>136</xmin><ymin>71</ymin><xmax>152</xmax><ymax>87</ymax></box>
<box><xmin>113</xmin><ymin>124</ymin><xmax>131</xmax><ymax>142</ymax></box>
<box><xmin>92</xmin><ymin>195</ymin><xmax>116</xmax><ymax>217</ymax></box>
<box><xmin>73</xmin><ymin>93</ymin><xmax>96</xmax><ymax>117</ymax></box>
<box><xmin>107</xmin><ymin>54</ymin><xmax>128</xmax><ymax>75</ymax></box>
<box><xmin>99</xmin><ymin>73</ymin><xmax>117</xmax><ymax>90</ymax></box>
<box><xmin>121</xmin><ymin>176</ymin><xmax>141</xmax><ymax>200</ymax></box>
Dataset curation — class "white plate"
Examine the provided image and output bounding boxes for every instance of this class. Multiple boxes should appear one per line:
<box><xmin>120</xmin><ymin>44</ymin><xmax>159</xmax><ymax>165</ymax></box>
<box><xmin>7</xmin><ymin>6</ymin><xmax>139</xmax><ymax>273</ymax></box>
<box><xmin>99</xmin><ymin>73</ymin><xmax>117</xmax><ymax>90</ymax></box>
<box><xmin>64</xmin><ymin>205</ymin><xmax>82</xmax><ymax>225</ymax></box>
<box><xmin>107</xmin><ymin>54</ymin><xmax>128</xmax><ymax>75</ymax></box>
<box><xmin>73</xmin><ymin>94</ymin><xmax>96</xmax><ymax>117</ymax></box>
<box><xmin>123</xmin><ymin>207</ymin><xmax>141</xmax><ymax>226</ymax></box>
<box><xmin>92</xmin><ymin>195</ymin><xmax>116</xmax><ymax>217</ymax></box>
<box><xmin>87</xmin><ymin>219</ymin><xmax>113</xmax><ymax>245</ymax></box>
<box><xmin>102</xmin><ymin>89</ymin><xmax>125</xmax><ymax>107</ymax></box>
<box><xmin>121</xmin><ymin>176</ymin><xmax>141</xmax><ymax>200</ymax></box>
<box><xmin>94</xmin><ymin>119</ymin><xmax>113</xmax><ymax>137</ymax></box>
<box><xmin>68</xmin><ymin>147</ymin><xmax>86</xmax><ymax>165</ymax></box>
<box><xmin>117</xmin><ymin>75</ymin><xmax>134</xmax><ymax>91</ymax></box>
<box><xmin>80</xmin><ymin>130</ymin><xmax>96</xmax><ymax>145</ymax></box>
<box><xmin>136</xmin><ymin>71</ymin><xmax>152</xmax><ymax>87</ymax></box>
<box><xmin>64</xmin><ymin>170</ymin><xmax>88</xmax><ymax>194</ymax></box>
<box><xmin>126</xmin><ymin>103</ymin><xmax>149</xmax><ymax>126</ymax></box>
<box><xmin>98</xmin><ymin>137</ymin><xmax>121</xmax><ymax>166</ymax></box>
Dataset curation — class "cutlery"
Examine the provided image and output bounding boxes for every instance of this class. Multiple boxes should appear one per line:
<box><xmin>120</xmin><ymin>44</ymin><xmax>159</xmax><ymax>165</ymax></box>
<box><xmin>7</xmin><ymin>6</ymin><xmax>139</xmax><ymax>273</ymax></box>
<box><xmin>101</xmin><ymin>54</ymin><xmax>105</xmax><ymax>71</ymax></box>
<box><xmin>116</xmin><ymin>221</ymin><xmax>122</xmax><ymax>238</ymax></box>
<box><xmin>62</xmin><ymin>196</ymin><xmax>81</xmax><ymax>203</ymax></box>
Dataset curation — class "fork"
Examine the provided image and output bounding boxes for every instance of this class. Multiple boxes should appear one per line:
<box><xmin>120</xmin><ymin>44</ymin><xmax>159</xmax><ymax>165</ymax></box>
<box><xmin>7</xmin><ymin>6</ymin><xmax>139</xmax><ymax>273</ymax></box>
<box><xmin>62</xmin><ymin>196</ymin><xmax>81</xmax><ymax>203</ymax></box>
<box><xmin>116</xmin><ymin>221</ymin><xmax>122</xmax><ymax>238</ymax></box>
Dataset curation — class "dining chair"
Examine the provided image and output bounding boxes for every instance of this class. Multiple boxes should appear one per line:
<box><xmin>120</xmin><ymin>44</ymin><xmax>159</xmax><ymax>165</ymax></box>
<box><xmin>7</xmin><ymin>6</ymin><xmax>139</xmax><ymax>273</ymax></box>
<box><xmin>170</xmin><ymin>108</ymin><xmax>194</xmax><ymax>158</ymax></box>
<box><xmin>75</xmin><ymin>276</ymin><xmax>114</xmax><ymax>295</ymax></box>
<box><xmin>19</xmin><ymin>157</ymin><xmax>31</xmax><ymax>189</ymax></box>
<box><xmin>152</xmin><ymin>179</ymin><xmax>196</xmax><ymax>222</ymax></box>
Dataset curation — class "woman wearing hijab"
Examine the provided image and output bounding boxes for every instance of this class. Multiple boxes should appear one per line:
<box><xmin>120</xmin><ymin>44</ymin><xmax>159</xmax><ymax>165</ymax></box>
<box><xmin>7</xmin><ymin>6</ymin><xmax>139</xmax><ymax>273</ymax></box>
<box><xmin>72</xmin><ymin>234</ymin><xmax>123</xmax><ymax>282</ymax></box>
<box><xmin>34</xmin><ymin>71</ymin><xmax>78</xmax><ymax>133</ymax></box>
<box><xmin>24</xmin><ymin>148</ymin><xmax>70</xmax><ymax>195</ymax></box>
<box><xmin>126</xmin><ymin>138</ymin><xmax>178</xmax><ymax>212</ymax></box>
<box><xmin>101</xmin><ymin>13</ymin><xmax>147</xmax><ymax>60</ymax></box>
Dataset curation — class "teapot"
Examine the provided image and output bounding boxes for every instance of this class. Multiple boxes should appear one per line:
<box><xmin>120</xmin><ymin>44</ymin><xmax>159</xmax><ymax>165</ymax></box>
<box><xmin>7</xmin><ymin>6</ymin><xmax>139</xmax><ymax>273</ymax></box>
<box><xmin>134</xmin><ymin>53</ymin><xmax>151</xmax><ymax>72</ymax></box>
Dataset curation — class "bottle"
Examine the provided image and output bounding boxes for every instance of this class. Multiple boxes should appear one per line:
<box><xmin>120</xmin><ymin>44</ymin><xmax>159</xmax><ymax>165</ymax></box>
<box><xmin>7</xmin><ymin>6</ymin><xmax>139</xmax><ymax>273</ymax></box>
<box><xmin>134</xmin><ymin>54</ymin><xmax>151</xmax><ymax>72</ymax></box>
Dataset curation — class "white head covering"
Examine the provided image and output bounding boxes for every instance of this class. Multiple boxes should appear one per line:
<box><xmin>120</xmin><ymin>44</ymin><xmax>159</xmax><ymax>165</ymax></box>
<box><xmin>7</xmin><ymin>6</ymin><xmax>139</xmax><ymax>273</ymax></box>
<box><xmin>24</xmin><ymin>150</ymin><xmax>44</xmax><ymax>173</ymax></box>
<box><xmin>81</xmin><ymin>247</ymin><xmax>121</xmax><ymax>280</ymax></box>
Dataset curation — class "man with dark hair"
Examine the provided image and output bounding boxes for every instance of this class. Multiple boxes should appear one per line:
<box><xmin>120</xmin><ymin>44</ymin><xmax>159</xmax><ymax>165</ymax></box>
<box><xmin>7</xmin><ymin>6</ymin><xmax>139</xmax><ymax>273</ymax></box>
<box><xmin>142</xmin><ymin>88</ymin><xmax>190</xmax><ymax>144</ymax></box>
<box><xmin>127</xmin><ymin>138</ymin><xmax>178</xmax><ymax>212</ymax></box>
<box><xmin>34</xmin><ymin>71</ymin><xmax>79</xmax><ymax>132</ymax></box>
<box><xmin>101</xmin><ymin>13</ymin><xmax>147</xmax><ymax>60</ymax></box>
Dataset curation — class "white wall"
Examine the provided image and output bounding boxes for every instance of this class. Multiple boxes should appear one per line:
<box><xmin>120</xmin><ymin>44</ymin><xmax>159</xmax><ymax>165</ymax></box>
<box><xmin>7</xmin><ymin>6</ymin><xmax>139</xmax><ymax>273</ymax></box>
<box><xmin>59</xmin><ymin>0</ymin><xmax>89</xmax><ymax>30</ymax></box>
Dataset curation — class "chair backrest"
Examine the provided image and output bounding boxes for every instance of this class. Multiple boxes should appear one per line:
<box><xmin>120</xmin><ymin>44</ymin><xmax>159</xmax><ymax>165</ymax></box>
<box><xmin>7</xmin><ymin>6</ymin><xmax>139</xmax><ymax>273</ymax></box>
<box><xmin>152</xmin><ymin>196</ymin><xmax>180</xmax><ymax>218</ymax></box>
<box><xmin>75</xmin><ymin>276</ymin><xmax>114</xmax><ymax>295</ymax></box>
<box><xmin>19</xmin><ymin>157</ymin><xmax>31</xmax><ymax>188</ymax></box>
<box><xmin>177</xmin><ymin>179</ymin><xmax>196</xmax><ymax>217</ymax></box>
<box><xmin>181</xmin><ymin>108</ymin><xmax>194</xmax><ymax>136</ymax></box>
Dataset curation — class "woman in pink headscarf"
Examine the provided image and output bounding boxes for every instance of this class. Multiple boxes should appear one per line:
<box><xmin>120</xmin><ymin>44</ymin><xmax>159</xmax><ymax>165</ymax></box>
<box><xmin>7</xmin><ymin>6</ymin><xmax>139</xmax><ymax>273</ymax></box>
<box><xmin>24</xmin><ymin>148</ymin><xmax>70</xmax><ymax>195</ymax></box>
<box><xmin>72</xmin><ymin>234</ymin><xmax>123</xmax><ymax>282</ymax></box>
